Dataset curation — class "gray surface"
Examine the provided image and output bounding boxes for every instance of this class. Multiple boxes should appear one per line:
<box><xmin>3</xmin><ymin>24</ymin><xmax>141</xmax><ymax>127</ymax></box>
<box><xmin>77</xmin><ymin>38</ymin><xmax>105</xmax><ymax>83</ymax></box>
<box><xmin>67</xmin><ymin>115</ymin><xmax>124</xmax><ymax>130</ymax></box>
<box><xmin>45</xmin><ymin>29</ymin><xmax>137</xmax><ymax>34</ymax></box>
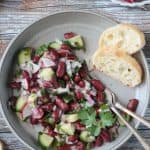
<box><xmin>0</xmin><ymin>1</ymin><xmax>150</xmax><ymax>150</ymax></box>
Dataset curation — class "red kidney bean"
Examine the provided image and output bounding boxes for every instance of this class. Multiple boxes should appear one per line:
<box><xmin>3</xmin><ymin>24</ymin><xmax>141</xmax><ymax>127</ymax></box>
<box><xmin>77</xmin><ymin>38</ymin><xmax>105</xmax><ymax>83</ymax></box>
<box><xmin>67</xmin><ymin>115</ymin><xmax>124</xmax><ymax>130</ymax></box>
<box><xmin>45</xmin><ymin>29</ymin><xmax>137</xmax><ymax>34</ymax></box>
<box><xmin>63</xmin><ymin>74</ymin><xmax>69</xmax><ymax>81</ymax></box>
<box><xmin>47</xmin><ymin>127</ymin><xmax>57</xmax><ymax>136</ymax></box>
<box><xmin>51</xmin><ymin>77</ymin><xmax>59</xmax><ymax>88</ymax></box>
<box><xmin>43</xmin><ymin>81</ymin><xmax>53</xmax><ymax>88</ymax></box>
<box><xmin>41</xmin><ymin>122</ymin><xmax>49</xmax><ymax>128</ymax></box>
<box><xmin>30</xmin><ymin>117</ymin><xmax>39</xmax><ymax>125</ymax></box>
<box><xmin>74</xmin><ymin>75</ymin><xmax>81</xmax><ymax>83</ymax></box>
<box><xmin>97</xmin><ymin>92</ymin><xmax>105</xmax><ymax>104</ymax></box>
<box><xmin>41</xmin><ymin>103</ymin><xmax>53</xmax><ymax>112</ymax></box>
<box><xmin>9</xmin><ymin>81</ymin><xmax>21</xmax><ymax>89</ymax></box>
<box><xmin>30</xmin><ymin>86</ymin><xmax>39</xmax><ymax>93</ymax></box>
<box><xmin>64</xmin><ymin>32</ymin><xmax>76</xmax><ymax>39</ymax></box>
<box><xmin>79</xmin><ymin>63</ymin><xmax>88</xmax><ymax>78</ymax></box>
<box><xmin>101</xmin><ymin>130</ymin><xmax>111</xmax><ymax>142</ymax></box>
<box><xmin>68</xmin><ymin>135</ymin><xmax>77</xmax><ymax>143</ymax></box>
<box><xmin>67</xmin><ymin>54</ymin><xmax>77</xmax><ymax>60</ymax></box>
<box><xmin>52</xmin><ymin>109</ymin><xmax>61</xmax><ymax>122</ymax></box>
<box><xmin>127</xmin><ymin>99</ymin><xmax>139</xmax><ymax>112</ymax></box>
<box><xmin>60</xmin><ymin>44</ymin><xmax>71</xmax><ymax>50</ymax></box>
<box><xmin>75</xmin><ymin>91</ymin><xmax>84</xmax><ymax>100</ymax></box>
<box><xmin>91</xmin><ymin>79</ymin><xmax>105</xmax><ymax>92</ymax></box>
<box><xmin>58</xmin><ymin>49</ymin><xmax>71</xmax><ymax>57</ymax></box>
<box><xmin>32</xmin><ymin>72</ymin><xmax>38</xmax><ymax>81</ymax></box>
<box><xmin>75</xmin><ymin>141</ymin><xmax>85</xmax><ymax>150</ymax></box>
<box><xmin>56</xmin><ymin>61</ymin><xmax>66</xmax><ymax>78</ymax></box>
<box><xmin>22</xmin><ymin>70</ymin><xmax>30</xmax><ymax>80</ymax></box>
<box><xmin>74</xmin><ymin>122</ymin><xmax>85</xmax><ymax>131</ymax></box>
<box><xmin>78</xmin><ymin>80</ymin><xmax>85</xmax><ymax>88</ymax></box>
<box><xmin>57</xmin><ymin>144</ymin><xmax>71</xmax><ymax>150</ymax></box>
<box><xmin>70</xmin><ymin>102</ymin><xmax>80</xmax><ymax>111</ymax></box>
<box><xmin>33</xmin><ymin>55</ymin><xmax>40</xmax><ymax>63</ymax></box>
<box><xmin>45</xmin><ymin>49</ymin><xmax>59</xmax><ymax>60</ymax></box>
<box><xmin>95</xmin><ymin>135</ymin><xmax>103</xmax><ymax>147</ymax></box>
<box><xmin>55</xmin><ymin>97</ymin><xmax>69</xmax><ymax>111</ymax></box>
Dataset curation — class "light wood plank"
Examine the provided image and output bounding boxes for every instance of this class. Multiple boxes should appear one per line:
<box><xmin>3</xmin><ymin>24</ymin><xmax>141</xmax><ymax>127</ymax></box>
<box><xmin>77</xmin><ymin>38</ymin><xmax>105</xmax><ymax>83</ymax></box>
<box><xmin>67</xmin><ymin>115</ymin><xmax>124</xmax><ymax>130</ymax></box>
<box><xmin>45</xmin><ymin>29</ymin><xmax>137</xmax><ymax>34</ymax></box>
<box><xmin>0</xmin><ymin>0</ymin><xmax>150</xmax><ymax>149</ymax></box>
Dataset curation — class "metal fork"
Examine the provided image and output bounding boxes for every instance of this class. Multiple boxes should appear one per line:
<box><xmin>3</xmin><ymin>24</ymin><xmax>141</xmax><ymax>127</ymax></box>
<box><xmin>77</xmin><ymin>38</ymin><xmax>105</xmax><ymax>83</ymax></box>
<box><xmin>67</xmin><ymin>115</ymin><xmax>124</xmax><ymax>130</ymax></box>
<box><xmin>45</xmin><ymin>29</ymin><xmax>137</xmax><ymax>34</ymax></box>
<box><xmin>105</xmin><ymin>89</ymin><xmax>150</xmax><ymax>150</ymax></box>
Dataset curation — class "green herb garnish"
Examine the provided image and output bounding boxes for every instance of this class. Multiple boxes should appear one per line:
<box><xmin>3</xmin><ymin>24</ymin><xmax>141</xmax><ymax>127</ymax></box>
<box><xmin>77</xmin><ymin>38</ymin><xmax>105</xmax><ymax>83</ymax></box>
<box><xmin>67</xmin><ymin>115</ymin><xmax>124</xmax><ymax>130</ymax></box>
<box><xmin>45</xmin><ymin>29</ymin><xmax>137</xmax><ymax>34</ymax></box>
<box><xmin>78</xmin><ymin>107</ymin><xmax>101</xmax><ymax>136</ymax></box>
<box><xmin>99</xmin><ymin>104</ymin><xmax>116</xmax><ymax>127</ymax></box>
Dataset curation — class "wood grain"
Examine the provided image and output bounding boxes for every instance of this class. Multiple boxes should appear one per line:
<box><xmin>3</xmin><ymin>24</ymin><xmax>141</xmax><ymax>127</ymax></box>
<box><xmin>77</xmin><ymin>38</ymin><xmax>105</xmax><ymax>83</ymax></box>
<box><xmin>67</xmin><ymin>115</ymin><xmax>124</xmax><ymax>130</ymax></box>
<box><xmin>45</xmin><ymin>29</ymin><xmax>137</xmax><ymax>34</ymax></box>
<box><xmin>0</xmin><ymin>0</ymin><xmax>150</xmax><ymax>150</ymax></box>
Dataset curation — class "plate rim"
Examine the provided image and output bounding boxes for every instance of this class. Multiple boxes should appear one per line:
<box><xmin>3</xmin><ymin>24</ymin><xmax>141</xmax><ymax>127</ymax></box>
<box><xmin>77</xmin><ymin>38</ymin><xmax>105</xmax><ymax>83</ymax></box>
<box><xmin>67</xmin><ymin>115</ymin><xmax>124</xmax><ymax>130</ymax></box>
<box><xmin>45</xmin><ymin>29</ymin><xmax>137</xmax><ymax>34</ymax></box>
<box><xmin>0</xmin><ymin>10</ymin><xmax>149</xmax><ymax>150</ymax></box>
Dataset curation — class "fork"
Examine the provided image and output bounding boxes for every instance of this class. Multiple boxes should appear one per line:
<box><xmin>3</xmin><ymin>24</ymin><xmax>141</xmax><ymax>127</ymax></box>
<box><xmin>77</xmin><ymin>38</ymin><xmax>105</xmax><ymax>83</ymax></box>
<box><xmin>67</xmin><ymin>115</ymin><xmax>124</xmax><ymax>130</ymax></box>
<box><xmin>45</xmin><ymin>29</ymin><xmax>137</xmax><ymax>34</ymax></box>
<box><xmin>105</xmin><ymin>89</ymin><xmax>150</xmax><ymax>150</ymax></box>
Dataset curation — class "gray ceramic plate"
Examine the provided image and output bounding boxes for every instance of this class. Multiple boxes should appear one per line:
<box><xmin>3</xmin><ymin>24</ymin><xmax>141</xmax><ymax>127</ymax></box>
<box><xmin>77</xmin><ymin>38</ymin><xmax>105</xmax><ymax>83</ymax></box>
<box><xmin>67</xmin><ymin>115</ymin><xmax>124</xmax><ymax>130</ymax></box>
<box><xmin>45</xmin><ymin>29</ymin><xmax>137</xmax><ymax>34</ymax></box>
<box><xmin>0</xmin><ymin>11</ymin><xmax>149</xmax><ymax>150</ymax></box>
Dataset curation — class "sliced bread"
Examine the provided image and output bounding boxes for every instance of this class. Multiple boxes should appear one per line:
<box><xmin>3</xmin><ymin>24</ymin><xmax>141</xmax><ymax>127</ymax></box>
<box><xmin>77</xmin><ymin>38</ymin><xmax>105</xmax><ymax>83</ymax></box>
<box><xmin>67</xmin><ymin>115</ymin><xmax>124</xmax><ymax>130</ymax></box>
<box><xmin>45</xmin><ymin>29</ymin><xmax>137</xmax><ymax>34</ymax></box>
<box><xmin>98</xmin><ymin>23</ymin><xmax>145</xmax><ymax>55</ymax></box>
<box><xmin>92</xmin><ymin>49</ymin><xmax>142</xmax><ymax>87</ymax></box>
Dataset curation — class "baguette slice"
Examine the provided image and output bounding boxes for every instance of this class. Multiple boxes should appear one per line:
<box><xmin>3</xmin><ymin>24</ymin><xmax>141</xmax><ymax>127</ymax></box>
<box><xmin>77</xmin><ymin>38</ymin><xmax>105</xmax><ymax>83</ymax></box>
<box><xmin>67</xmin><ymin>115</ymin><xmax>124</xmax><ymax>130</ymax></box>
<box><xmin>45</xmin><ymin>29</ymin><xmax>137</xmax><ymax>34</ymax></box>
<box><xmin>92</xmin><ymin>49</ymin><xmax>142</xmax><ymax>87</ymax></box>
<box><xmin>99</xmin><ymin>24</ymin><xmax>145</xmax><ymax>55</ymax></box>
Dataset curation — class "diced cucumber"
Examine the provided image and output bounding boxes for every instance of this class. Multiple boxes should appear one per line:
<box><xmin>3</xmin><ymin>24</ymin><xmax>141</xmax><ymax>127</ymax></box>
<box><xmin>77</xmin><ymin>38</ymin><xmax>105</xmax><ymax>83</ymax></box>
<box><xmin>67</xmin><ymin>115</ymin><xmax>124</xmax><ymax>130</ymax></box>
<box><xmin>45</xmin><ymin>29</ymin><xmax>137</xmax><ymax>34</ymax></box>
<box><xmin>67</xmin><ymin>35</ymin><xmax>85</xmax><ymax>49</ymax></box>
<box><xmin>80</xmin><ymin>131</ymin><xmax>95</xmax><ymax>143</ymax></box>
<box><xmin>59</xmin><ymin>123</ymin><xmax>75</xmax><ymax>135</ymax></box>
<box><xmin>44</xmin><ymin>116</ymin><xmax>55</xmax><ymax>125</ymax></box>
<box><xmin>63</xmin><ymin>114</ymin><xmax>78</xmax><ymax>123</ymax></box>
<box><xmin>36</xmin><ymin>44</ymin><xmax>48</xmax><ymax>56</ymax></box>
<box><xmin>49</xmin><ymin>41</ymin><xmax>61</xmax><ymax>49</ymax></box>
<box><xmin>38</xmin><ymin>132</ymin><xmax>54</xmax><ymax>150</ymax></box>
<box><xmin>39</xmin><ymin>68</ymin><xmax>54</xmax><ymax>81</ymax></box>
<box><xmin>28</xmin><ymin>93</ymin><xmax>37</xmax><ymax>107</ymax></box>
<box><xmin>15</xmin><ymin>96</ymin><xmax>27</xmax><ymax>112</ymax></box>
<box><xmin>18</xmin><ymin>47</ymin><xmax>32</xmax><ymax>64</ymax></box>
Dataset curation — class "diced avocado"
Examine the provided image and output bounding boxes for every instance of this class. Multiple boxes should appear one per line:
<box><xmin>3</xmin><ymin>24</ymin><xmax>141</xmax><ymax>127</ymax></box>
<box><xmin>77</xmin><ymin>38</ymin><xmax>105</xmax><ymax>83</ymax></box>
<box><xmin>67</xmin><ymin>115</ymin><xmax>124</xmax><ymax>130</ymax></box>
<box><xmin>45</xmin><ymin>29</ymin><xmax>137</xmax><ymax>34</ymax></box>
<box><xmin>63</xmin><ymin>114</ymin><xmax>78</xmax><ymax>123</ymax></box>
<box><xmin>39</xmin><ymin>68</ymin><xmax>54</xmax><ymax>81</ymax></box>
<box><xmin>18</xmin><ymin>47</ymin><xmax>32</xmax><ymax>64</ymax></box>
<box><xmin>38</xmin><ymin>132</ymin><xmax>54</xmax><ymax>150</ymax></box>
<box><xmin>67</xmin><ymin>35</ymin><xmax>85</xmax><ymax>49</ymax></box>
<box><xmin>59</xmin><ymin>123</ymin><xmax>75</xmax><ymax>135</ymax></box>
<box><xmin>49</xmin><ymin>41</ymin><xmax>61</xmax><ymax>49</ymax></box>
<box><xmin>80</xmin><ymin>131</ymin><xmax>95</xmax><ymax>143</ymax></box>
<box><xmin>28</xmin><ymin>93</ymin><xmax>37</xmax><ymax>107</ymax></box>
<box><xmin>15</xmin><ymin>96</ymin><xmax>27</xmax><ymax>112</ymax></box>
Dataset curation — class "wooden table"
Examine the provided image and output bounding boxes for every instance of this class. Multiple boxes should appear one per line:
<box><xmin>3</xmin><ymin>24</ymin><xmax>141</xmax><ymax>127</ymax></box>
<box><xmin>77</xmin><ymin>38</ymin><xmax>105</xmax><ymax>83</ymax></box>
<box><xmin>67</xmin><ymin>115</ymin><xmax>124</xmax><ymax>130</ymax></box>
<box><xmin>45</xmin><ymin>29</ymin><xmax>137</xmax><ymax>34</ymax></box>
<box><xmin>0</xmin><ymin>0</ymin><xmax>150</xmax><ymax>150</ymax></box>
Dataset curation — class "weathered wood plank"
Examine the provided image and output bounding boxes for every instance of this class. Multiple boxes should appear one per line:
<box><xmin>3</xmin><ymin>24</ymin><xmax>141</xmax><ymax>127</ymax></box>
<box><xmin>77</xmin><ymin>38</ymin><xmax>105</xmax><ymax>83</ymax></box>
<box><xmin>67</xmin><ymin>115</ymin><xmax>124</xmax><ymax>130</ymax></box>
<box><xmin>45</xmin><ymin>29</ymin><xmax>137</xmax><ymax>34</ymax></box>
<box><xmin>0</xmin><ymin>0</ymin><xmax>150</xmax><ymax>149</ymax></box>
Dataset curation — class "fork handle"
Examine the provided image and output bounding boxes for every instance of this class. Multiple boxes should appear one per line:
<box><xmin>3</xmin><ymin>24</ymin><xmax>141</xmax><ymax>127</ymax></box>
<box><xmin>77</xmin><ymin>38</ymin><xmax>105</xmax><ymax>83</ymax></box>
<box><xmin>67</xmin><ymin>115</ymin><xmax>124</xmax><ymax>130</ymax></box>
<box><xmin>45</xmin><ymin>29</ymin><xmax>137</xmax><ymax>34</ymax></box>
<box><xmin>115</xmin><ymin>102</ymin><xmax>150</xmax><ymax>128</ymax></box>
<box><xmin>111</xmin><ymin>106</ymin><xmax>150</xmax><ymax>150</ymax></box>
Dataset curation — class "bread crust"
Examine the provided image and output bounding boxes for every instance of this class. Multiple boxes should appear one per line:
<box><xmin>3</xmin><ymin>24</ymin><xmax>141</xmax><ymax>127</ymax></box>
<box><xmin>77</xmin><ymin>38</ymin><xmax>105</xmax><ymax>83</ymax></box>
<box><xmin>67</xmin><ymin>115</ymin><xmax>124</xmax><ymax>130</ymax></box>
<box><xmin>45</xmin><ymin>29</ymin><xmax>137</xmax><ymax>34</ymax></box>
<box><xmin>92</xmin><ymin>48</ymin><xmax>142</xmax><ymax>87</ymax></box>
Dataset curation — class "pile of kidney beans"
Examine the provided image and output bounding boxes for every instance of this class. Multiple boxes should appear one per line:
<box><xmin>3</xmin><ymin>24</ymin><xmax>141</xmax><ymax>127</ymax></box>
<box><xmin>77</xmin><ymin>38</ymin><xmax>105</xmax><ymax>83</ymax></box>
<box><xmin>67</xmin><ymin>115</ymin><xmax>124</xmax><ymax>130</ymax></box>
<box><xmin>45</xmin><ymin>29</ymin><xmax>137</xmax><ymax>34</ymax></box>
<box><xmin>8</xmin><ymin>32</ymin><xmax>139</xmax><ymax>150</ymax></box>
